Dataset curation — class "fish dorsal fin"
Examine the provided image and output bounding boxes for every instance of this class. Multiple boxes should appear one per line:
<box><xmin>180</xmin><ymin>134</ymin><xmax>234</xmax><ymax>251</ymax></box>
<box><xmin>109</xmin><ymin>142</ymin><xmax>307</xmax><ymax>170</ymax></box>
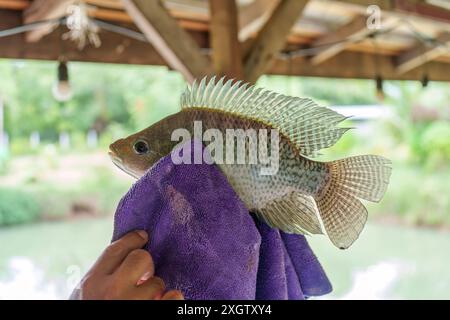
<box><xmin>180</xmin><ymin>76</ymin><xmax>349</xmax><ymax>157</ymax></box>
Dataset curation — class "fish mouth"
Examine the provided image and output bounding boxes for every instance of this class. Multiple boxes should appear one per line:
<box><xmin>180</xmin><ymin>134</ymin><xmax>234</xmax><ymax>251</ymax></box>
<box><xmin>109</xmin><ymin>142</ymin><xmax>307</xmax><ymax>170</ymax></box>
<box><xmin>108</xmin><ymin>148</ymin><xmax>140</xmax><ymax>179</ymax></box>
<box><xmin>108</xmin><ymin>149</ymin><xmax>126</xmax><ymax>172</ymax></box>
<box><xmin>108</xmin><ymin>150</ymin><xmax>119</xmax><ymax>161</ymax></box>
<box><xmin>108</xmin><ymin>148</ymin><xmax>123</xmax><ymax>166</ymax></box>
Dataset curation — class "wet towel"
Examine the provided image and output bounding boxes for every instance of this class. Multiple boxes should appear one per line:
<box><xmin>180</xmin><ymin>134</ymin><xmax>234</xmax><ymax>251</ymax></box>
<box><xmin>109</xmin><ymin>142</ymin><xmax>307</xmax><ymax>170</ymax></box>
<box><xmin>112</xmin><ymin>141</ymin><xmax>332</xmax><ymax>300</ymax></box>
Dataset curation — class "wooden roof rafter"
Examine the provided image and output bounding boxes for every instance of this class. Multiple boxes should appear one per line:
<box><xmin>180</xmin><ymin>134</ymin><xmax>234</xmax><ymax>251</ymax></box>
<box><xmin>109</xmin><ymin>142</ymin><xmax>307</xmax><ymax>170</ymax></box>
<box><xmin>23</xmin><ymin>0</ymin><xmax>75</xmax><ymax>42</ymax></box>
<box><xmin>238</xmin><ymin>0</ymin><xmax>279</xmax><ymax>42</ymax></box>
<box><xmin>336</xmin><ymin>0</ymin><xmax>450</xmax><ymax>23</ymax></box>
<box><xmin>244</xmin><ymin>0</ymin><xmax>310</xmax><ymax>83</ymax></box>
<box><xmin>121</xmin><ymin>0</ymin><xmax>212</xmax><ymax>83</ymax></box>
<box><xmin>0</xmin><ymin>0</ymin><xmax>449</xmax><ymax>82</ymax></box>
<box><xmin>309</xmin><ymin>14</ymin><xmax>370</xmax><ymax>65</ymax></box>
<box><xmin>395</xmin><ymin>32</ymin><xmax>450</xmax><ymax>74</ymax></box>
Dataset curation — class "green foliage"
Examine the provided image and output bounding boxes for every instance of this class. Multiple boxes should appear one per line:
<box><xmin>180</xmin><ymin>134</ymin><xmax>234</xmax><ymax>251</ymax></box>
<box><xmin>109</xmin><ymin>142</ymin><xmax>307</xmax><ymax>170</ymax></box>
<box><xmin>383</xmin><ymin>81</ymin><xmax>450</xmax><ymax>169</ymax></box>
<box><xmin>0</xmin><ymin>188</ymin><xmax>40</xmax><ymax>225</ymax></box>
<box><xmin>0</xmin><ymin>147</ymin><xmax>9</xmax><ymax>174</ymax></box>
<box><xmin>0</xmin><ymin>59</ymin><xmax>449</xmax><ymax>229</ymax></box>
<box><xmin>258</xmin><ymin>75</ymin><xmax>378</xmax><ymax>105</ymax></box>
<box><xmin>420</xmin><ymin>121</ymin><xmax>450</xmax><ymax>169</ymax></box>
<box><xmin>0</xmin><ymin>60</ymin><xmax>185</xmax><ymax>146</ymax></box>
<box><xmin>371</xmin><ymin>165</ymin><xmax>450</xmax><ymax>227</ymax></box>
<box><xmin>0</xmin><ymin>60</ymin><xmax>387</xmax><ymax>152</ymax></box>
<box><xmin>82</xmin><ymin>167</ymin><xmax>131</xmax><ymax>214</ymax></box>
<box><xmin>17</xmin><ymin>167</ymin><xmax>130</xmax><ymax>221</ymax></box>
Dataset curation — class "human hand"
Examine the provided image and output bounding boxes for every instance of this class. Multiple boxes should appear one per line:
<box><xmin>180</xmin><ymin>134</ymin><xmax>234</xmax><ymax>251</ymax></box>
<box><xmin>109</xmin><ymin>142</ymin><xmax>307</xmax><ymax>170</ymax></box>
<box><xmin>70</xmin><ymin>230</ymin><xmax>183</xmax><ymax>300</ymax></box>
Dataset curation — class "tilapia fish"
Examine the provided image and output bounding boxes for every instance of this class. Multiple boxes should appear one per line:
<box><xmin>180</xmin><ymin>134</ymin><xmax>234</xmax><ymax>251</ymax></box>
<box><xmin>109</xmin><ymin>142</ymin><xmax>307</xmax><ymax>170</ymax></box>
<box><xmin>109</xmin><ymin>77</ymin><xmax>391</xmax><ymax>249</ymax></box>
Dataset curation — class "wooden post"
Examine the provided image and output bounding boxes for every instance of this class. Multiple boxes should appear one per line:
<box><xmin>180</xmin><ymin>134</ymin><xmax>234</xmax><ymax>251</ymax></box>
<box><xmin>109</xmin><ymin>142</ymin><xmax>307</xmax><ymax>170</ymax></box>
<box><xmin>209</xmin><ymin>0</ymin><xmax>243</xmax><ymax>79</ymax></box>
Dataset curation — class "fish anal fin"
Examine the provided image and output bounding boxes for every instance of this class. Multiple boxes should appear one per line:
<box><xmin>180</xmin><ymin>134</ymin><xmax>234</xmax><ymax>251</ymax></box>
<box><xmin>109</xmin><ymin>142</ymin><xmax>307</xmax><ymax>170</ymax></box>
<box><xmin>257</xmin><ymin>192</ymin><xmax>323</xmax><ymax>235</ymax></box>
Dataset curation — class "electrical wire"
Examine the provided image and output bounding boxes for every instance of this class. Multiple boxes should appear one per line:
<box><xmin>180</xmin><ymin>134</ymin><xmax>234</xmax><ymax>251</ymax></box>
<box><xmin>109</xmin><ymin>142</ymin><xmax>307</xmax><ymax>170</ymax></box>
<box><xmin>91</xmin><ymin>20</ymin><xmax>147</xmax><ymax>42</ymax></box>
<box><xmin>278</xmin><ymin>23</ymin><xmax>401</xmax><ymax>59</ymax></box>
<box><xmin>0</xmin><ymin>17</ymin><xmax>65</xmax><ymax>38</ymax></box>
<box><xmin>0</xmin><ymin>14</ymin><xmax>449</xmax><ymax>59</ymax></box>
<box><xmin>0</xmin><ymin>16</ymin><xmax>149</xmax><ymax>43</ymax></box>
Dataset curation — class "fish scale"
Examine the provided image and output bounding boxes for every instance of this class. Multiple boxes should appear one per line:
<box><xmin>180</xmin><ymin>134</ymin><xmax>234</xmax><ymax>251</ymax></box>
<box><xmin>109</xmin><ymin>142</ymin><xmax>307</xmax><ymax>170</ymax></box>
<box><xmin>181</xmin><ymin>108</ymin><xmax>329</xmax><ymax>210</ymax></box>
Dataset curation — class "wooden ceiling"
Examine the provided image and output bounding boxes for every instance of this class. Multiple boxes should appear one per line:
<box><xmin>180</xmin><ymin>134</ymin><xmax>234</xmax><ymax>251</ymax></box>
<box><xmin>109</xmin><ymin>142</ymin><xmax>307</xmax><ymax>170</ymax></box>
<box><xmin>0</xmin><ymin>0</ymin><xmax>450</xmax><ymax>82</ymax></box>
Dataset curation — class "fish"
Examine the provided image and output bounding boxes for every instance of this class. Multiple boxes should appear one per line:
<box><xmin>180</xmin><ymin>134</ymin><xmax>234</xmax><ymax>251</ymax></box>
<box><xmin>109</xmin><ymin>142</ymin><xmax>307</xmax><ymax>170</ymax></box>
<box><xmin>109</xmin><ymin>77</ymin><xmax>391</xmax><ymax>249</ymax></box>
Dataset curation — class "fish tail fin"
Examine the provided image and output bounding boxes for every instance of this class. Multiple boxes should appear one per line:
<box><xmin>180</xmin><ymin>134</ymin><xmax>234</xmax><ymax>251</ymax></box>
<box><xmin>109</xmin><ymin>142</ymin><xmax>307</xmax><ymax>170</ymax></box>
<box><xmin>314</xmin><ymin>155</ymin><xmax>392</xmax><ymax>249</ymax></box>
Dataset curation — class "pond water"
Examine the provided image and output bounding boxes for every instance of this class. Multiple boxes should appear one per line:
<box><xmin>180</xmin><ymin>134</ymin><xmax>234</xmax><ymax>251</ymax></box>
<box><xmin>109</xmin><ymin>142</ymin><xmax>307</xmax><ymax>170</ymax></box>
<box><xmin>0</xmin><ymin>217</ymin><xmax>449</xmax><ymax>299</ymax></box>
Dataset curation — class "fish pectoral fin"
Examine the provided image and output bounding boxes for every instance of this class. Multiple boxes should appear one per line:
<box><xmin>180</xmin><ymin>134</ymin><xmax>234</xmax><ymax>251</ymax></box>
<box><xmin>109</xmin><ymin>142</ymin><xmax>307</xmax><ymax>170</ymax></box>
<box><xmin>256</xmin><ymin>192</ymin><xmax>323</xmax><ymax>236</ymax></box>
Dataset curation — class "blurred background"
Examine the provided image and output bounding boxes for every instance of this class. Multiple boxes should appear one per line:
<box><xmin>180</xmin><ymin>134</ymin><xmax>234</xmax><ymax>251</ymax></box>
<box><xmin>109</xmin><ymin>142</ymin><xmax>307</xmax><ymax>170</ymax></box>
<box><xmin>0</xmin><ymin>0</ymin><xmax>449</xmax><ymax>299</ymax></box>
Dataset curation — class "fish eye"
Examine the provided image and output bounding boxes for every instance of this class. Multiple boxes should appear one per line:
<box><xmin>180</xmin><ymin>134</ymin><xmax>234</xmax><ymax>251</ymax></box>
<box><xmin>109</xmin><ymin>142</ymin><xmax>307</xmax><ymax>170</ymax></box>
<box><xmin>133</xmin><ymin>140</ymin><xmax>149</xmax><ymax>155</ymax></box>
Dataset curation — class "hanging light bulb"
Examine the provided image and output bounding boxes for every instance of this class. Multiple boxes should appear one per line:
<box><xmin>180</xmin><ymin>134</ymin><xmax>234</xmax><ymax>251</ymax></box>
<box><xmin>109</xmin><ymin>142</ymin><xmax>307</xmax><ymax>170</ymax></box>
<box><xmin>52</xmin><ymin>61</ymin><xmax>72</xmax><ymax>102</ymax></box>
<box><xmin>375</xmin><ymin>75</ymin><xmax>384</xmax><ymax>101</ymax></box>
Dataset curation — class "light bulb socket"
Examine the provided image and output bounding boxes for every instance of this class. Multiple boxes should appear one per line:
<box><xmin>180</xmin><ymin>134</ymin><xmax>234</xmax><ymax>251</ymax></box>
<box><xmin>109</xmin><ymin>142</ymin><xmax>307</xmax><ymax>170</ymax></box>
<box><xmin>421</xmin><ymin>74</ymin><xmax>429</xmax><ymax>88</ymax></box>
<box><xmin>375</xmin><ymin>75</ymin><xmax>383</xmax><ymax>91</ymax></box>
<box><xmin>375</xmin><ymin>75</ymin><xmax>384</xmax><ymax>101</ymax></box>
<box><xmin>58</xmin><ymin>61</ymin><xmax>69</xmax><ymax>82</ymax></box>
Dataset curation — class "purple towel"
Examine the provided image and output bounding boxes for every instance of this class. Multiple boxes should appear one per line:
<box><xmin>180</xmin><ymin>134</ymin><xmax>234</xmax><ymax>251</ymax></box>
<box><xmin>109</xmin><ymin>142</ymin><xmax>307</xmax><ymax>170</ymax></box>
<box><xmin>112</xmin><ymin>141</ymin><xmax>332</xmax><ymax>300</ymax></box>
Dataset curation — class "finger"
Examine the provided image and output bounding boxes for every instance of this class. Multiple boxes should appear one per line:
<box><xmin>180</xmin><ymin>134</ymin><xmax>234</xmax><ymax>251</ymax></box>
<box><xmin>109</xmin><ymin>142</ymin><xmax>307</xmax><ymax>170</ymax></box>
<box><xmin>91</xmin><ymin>230</ymin><xmax>148</xmax><ymax>275</ymax></box>
<box><xmin>161</xmin><ymin>290</ymin><xmax>184</xmax><ymax>300</ymax></box>
<box><xmin>134</xmin><ymin>276</ymin><xmax>165</xmax><ymax>300</ymax></box>
<box><xmin>116</xmin><ymin>249</ymin><xmax>154</xmax><ymax>285</ymax></box>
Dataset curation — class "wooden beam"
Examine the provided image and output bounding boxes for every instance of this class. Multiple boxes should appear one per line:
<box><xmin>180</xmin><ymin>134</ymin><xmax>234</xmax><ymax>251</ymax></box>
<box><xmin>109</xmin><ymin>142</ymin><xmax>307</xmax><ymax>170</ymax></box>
<box><xmin>83</xmin><ymin>8</ymin><xmax>210</xmax><ymax>31</ymax></box>
<box><xmin>89</xmin><ymin>7</ymin><xmax>133</xmax><ymax>23</ymax></box>
<box><xmin>395</xmin><ymin>32</ymin><xmax>450</xmax><ymax>74</ymax></box>
<box><xmin>88</xmin><ymin>8</ymin><xmax>210</xmax><ymax>31</ymax></box>
<box><xmin>269</xmin><ymin>51</ymin><xmax>450</xmax><ymax>81</ymax></box>
<box><xmin>238</xmin><ymin>0</ymin><xmax>280</xmax><ymax>42</ymax></box>
<box><xmin>244</xmin><ymin>0</ymin><xmax>309</xmax><ymax>83</ymax></box>
<box><xmin>23</xmin><ymin>0</ymin><xmax>75</xmax><ymax>42</ymax></box>
<box><xmin>84</xmin><ymin>0</ymin><xmax>124</xmax><ymax>10</ymax></box>
<box><xmin>2</xmin><ymin>11</ymin><xmax>450</xmax><ymax>82</ymax></box>
<box><xmin>0</xmin><ymin>10</ymin><xmax>209</xmax><ymax>64</ymax></box>
<box><xmin>310</xmin><ymin>14</ymin><xmax>370</xmax><ymax>65</ymax></box>
<box><xmin>209</xmin><ymin>0</ymin><xmax>243</xmax><ymax>79</ymax></box>
<box><xmin>0</xmin><ymin>0</ymin><xmax>29</xmax><ymax>10</ymax></box>
<box><xmin>334</xmin><ymin>0</ymin><xmax>450</xmax><ymax>23</ymax></box>
<box><xmin>403</xmin><ymin>0</ymin><xmax>450</xmax><ymax>22</ymax></box>
<box><xmin>85</xmin><ymin>0</ymin><xmax>210</xmax><ymax>23</ymax></box>
<box><xmin>20</xmin><ymin>0</ymin><xmax>209</xmax><ymax>41</ymax></box>
<box><xmin>346</xmin><ymin>41</ymin><xmax>400</xmax><ymax>56</ymax></box>
<box><xmin>0</xmin><ymin>10</ymin><xmax>165</xmax><ymax>64</ymax></box>
<box><xmin>165</xmin><ymin>0</ymin><xmax>209</xmax><ymax>22</ymax></box>
<box><xmin>121</xmin><ymin>0</ymin><xmax>212</xmax><ymax>83</ymax></box>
